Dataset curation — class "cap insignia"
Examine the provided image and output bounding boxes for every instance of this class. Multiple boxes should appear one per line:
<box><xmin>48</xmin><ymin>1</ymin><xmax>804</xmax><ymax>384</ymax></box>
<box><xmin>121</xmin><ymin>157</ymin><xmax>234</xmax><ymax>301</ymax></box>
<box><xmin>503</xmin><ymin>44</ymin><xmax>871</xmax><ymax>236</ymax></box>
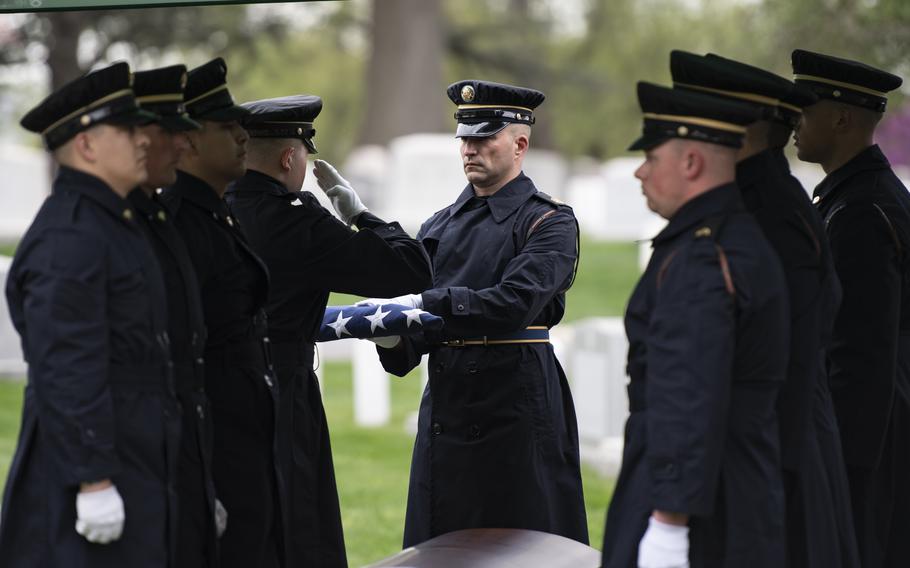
<box><xmin>461</xmin><ymin>85</ymin><xmax>475</xmax><ymax>102</ymax></box>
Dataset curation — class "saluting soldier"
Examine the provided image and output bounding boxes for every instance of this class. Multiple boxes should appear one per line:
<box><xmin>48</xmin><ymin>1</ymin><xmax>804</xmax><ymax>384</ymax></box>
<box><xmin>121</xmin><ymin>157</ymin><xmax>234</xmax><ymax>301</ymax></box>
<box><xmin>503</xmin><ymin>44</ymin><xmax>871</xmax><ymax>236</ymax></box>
<box><xmin>367</xmin><ymin>80</ymin><xmax>588</xmax><ymax>547</ymax></box>
<box><xmin>130</xmin><ymin>64</ymin><xmax>222</xmax><ymax>567</ymax></box>
<box><xmin>0</xmin><ymin>62</ymin><xmax>180</xmax><ymax>567</ymax></box>
<box><xmin>158</xmin><ymin>59</ymin><xmax>282</xmax><ymax>568</ymax></box>
<box><xmin>670</xmin><ymin>51</ymin><xmax>859</xmax><ymax>568</ymax></box>
<box><xmin>224</xmin><ymin>95</ymin><xmax>432</xmax><ymax>567</ymax></box>
<box><xmin>791</xmin><ymin>49</ymin><xmax>910</xmax><ymax>566</ymax></box>
<box><xmin>602</xmin><ymin>83</ymin><xmax>789</xmax><ymax>568</ymax></box>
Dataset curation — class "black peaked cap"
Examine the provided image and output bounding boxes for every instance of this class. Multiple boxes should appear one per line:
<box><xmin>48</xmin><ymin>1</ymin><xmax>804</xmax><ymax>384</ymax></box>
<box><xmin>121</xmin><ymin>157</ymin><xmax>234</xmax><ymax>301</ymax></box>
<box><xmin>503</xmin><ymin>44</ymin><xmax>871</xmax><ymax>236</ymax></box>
<box><xmin>133</xmin><ymin>64</ymin><xmax>201</xmax><ymax>132</ymax></box>
<box><xmin>21</xmin><ymin>61</ymin><xmax>157</xmax><ymax>151</ymax></box>
<box><xmin>447</xmin><ymin>79</ymin><xmax>545</xmax><ymax>138</ymax></box>
<box><xmin>629</xmin><ymin>81</ymin><xmax>761</xmax><ymax>151</ymax></box>
<box><xmin>670</xmin><ymin>50</ymin><xmax>816</xmax><ymax>127</ymax></box>
<box><xmin>184</xmin><ymin>57</ymin><xmax>249</xmax><ymax>122</ymax></box>
<box><xmin>241</xmin><ymin>94</ymin><xmax>323</xmax><ymax>154</ymax></box>
<box><xmin>791</xmin><ymin>49</ymin><xmax>902</xmax><ymax>112</ymax></box>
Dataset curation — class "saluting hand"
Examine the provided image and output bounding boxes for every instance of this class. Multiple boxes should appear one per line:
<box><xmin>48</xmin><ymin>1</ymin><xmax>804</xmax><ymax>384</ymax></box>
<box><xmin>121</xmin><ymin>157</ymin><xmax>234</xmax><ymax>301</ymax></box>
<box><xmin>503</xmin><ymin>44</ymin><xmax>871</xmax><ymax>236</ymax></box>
<box><xmin>75</xmin><ymin>482</ymin><xmax>125</xmax><ymax>545</ymax></box>
<box><xmin>313</xmin><ymin>159</ymin><xmax>368</xmax><ymax>225</ymax></box>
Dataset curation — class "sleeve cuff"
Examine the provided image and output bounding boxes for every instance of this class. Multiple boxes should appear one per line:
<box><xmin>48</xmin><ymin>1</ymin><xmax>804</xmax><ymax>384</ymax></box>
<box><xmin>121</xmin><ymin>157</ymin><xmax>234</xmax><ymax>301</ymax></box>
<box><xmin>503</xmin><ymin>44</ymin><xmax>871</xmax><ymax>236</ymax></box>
<box><xmin>421</xmin><ymin>287</ymin><xmax>470</xmax><ymax>317</ymax></box>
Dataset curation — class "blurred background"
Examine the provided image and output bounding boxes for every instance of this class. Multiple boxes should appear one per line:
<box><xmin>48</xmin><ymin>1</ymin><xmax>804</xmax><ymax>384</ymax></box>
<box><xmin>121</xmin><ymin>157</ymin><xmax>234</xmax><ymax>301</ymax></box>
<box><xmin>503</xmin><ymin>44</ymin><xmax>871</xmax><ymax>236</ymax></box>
<box><xmin>0</xmin><ymin>0</ymin><xmax>908</xmax><ymax>565</ymax></box>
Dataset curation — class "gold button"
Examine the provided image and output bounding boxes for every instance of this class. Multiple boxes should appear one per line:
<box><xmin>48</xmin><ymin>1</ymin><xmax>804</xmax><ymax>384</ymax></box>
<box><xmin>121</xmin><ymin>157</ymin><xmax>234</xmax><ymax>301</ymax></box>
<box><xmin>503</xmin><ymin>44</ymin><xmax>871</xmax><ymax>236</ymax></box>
<box><xmin>123</xmin><ymin>209</ymin><xmax>133</xmax><ymax>220</ymax></box>
<box><xmin>226</xmin><ymin>216</ymin><xmax>234</xmax><ymax>227</ymax></box>
<box><xmin>812</xmin><ymin>195</ymin><xmax>820</xmax><ymax>204</ymax></box>
<box><xmin>694</xmin><ymin>226</ymin><xmax>711</xmax><ymax>237</ymax></box>
<box><xmin>297</xmin><ymin>127</ymin><xmax>303</xmax><ymax>135</ymax></box>
<box><xmin>677</xmin><ymin>125</ymin><xmax>689</xmax><ymax>136</ymax></box>
<box><xmin>157</xmin><ymin>210</ymin><xmax>167</xmax><ymax>222</ymax></box>
<box><xmin>832</xmin><ymin>89</ymin><xmax>841</xmax><ymax>98</ymax></box>
<box><xmin>80</xmin><ymin>115</ymin><xmax>91</xmax><ymax>126</ymax></box>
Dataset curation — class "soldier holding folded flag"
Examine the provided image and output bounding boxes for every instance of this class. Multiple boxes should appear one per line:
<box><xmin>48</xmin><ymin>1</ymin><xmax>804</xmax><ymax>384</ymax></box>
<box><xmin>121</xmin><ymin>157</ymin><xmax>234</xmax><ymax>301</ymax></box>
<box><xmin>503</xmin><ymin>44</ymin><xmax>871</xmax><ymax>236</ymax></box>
<box><xmin>369</xmin><ymin>80</ymin><xmax>588</xmax><ymax>548</ymax></box>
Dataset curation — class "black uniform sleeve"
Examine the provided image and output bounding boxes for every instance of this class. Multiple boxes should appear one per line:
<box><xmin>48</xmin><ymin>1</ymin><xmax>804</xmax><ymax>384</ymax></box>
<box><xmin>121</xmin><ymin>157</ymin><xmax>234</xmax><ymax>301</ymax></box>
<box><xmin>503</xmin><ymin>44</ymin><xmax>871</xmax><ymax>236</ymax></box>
<box><xmin>14</xmin><ymin>230</ymin><xmax>121</xmax><ymax>486</ymax></box>
<box><xmin>646</xmin><ymin>239</ymin><xmax>735</xmax><ymax>516</ymax></box>
<box><xmin>826</xmin><ymin>203</ymin><xmax>900</xmax><ymax>420</ymax></box>
<box><xmin>282</xmin><ymin>196</ymin><xmax>432</xmax><ymax>296</ymax></box>
<box><xmin>420</xmin><ymin>209</ymin><xmax>577</xmax><ymax>337</ymax></box>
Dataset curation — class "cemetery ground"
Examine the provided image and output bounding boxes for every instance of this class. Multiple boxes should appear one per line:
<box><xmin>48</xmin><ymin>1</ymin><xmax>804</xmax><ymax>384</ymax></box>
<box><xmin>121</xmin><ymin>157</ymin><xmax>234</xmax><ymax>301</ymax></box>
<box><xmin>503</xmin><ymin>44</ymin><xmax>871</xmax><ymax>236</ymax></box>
<box><xmin>0</xmin><ymin>240</ymin><xmax>638</xmax><ymax>565</ymax></box>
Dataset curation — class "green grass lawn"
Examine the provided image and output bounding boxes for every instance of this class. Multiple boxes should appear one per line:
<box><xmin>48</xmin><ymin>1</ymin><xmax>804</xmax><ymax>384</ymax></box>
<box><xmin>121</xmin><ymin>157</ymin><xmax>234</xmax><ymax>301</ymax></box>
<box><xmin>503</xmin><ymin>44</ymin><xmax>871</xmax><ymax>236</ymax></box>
<box><xmin>0</xmin><ymin>240</ymin><xmax>637</xmax><ymax>565</ymax></box>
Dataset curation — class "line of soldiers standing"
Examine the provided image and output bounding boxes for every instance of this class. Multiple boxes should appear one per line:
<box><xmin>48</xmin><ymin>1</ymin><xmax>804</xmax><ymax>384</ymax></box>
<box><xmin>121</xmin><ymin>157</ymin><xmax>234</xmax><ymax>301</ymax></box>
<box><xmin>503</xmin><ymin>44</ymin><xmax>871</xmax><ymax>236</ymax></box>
<box><xmin>0</xmin><ymin>45</ymin><xmax>906</xmax><ymax>568</ymax></box>
<box><xmin>0</xmin><ymin>57</ymin><xmax>433</xmax><ymax>568</ymax></box>
<box><xmin>604</xmin><ymin>50</ymin><xmax>909</xmax><ymax>568</ymax></box>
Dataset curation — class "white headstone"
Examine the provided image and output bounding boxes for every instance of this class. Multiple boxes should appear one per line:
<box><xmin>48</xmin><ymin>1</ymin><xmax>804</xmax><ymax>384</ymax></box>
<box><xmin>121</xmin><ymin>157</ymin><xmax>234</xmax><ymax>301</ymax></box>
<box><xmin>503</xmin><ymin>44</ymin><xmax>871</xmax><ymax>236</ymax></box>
<box><xmin>378</xmin><ymin>134</ymin><xmax>465</xmax><ymax>234</ymax></box>
<box><xmin>0</xmin><ymin>255</ymin><xmax>26</xmax><ymax>377</ymax></box>
<box><xmin>565</xmin><ymin>157</ymin><xmax>663</xmax><ymax>242</ymax></box>
<box><xmin>0</xmin><ymin>143</ymin><xmax>48</xmax><ymax>241</ymax></box>
<box><xmin>523</xmin><ymin>149</ymin><xmax>568</xmax><ymax>199</ymax></box>
<box><xmin>352</xmin><ymin>339</ymin><xmax>390</xmax><ymax>427</ymax></box>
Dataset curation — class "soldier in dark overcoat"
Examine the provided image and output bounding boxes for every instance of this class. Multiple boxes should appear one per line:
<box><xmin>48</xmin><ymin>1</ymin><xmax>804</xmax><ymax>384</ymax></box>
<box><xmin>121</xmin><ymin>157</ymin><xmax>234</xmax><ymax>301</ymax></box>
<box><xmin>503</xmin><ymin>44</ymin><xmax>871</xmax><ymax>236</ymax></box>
<box><xmin>369</xmin><ymin>80</ymin><xmax>588</xmax><ymax>548</ymax></box>
<box><xmin>130</xmin><ymin>64</ymin><xmax>221</xmax><ymax>567</ymax></box>
<box><xmin>158</xmin><ymin>59</ymin><xmax>282</xmax><ymax>568</ymax></box>
<box><xmin>224</xmin><ymin>95</ymin><xmax>432</xmax><ymax>567</ymax></box>
<box><xmin>0</xmin><ymin>62</ymin><xmax>180</xmax><ymax>568</ymax></box>
<box><xmin>671</xmin><ymin>51</ymin><xmax>859</xmax><ymax>568</ymax></box>
<box><xmin>601</xmin><ymin>82</ymin><xmax>789</xmax><ymax>568</ymax></box>
<box><xmin>792</xmin><ymin>49</ymin><xmax>910</xmax><ymax>567</ymax></box>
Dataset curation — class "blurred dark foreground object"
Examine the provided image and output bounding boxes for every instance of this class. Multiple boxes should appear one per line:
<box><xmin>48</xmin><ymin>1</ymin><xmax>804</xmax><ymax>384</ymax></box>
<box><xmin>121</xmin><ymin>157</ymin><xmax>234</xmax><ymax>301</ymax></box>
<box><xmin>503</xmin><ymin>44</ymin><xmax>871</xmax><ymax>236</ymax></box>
<box><xmin>364</xmin><ymin>528</ymin><xmax>601</xmax><ymax>567</ymax></box>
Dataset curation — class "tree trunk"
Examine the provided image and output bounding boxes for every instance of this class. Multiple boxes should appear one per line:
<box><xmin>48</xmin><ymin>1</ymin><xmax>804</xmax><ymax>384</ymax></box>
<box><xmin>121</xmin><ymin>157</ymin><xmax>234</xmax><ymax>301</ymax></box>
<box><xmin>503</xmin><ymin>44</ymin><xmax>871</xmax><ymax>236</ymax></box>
<box><xmin>358</xmin><ymin>0</ymin><xmax>446</xmax><ymax>145</ymax></box>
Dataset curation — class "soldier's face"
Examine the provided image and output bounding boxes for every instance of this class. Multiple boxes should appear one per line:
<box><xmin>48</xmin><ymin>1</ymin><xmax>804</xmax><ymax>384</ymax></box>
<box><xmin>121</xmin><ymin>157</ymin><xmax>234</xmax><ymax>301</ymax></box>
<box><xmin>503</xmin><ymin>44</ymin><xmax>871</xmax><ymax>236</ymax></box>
<box><xmin>93</xmin><ymin>124</ymin><xmax>150</xmax><ymax>195</ymax></box>
<box><xmin>460</xmin><ymin>129</ymin><xmax>518</xmax><ymax>189</ymax></box>
<box><xmin>635</xmin><ymin>140</ymin><xmax>686</xmax><ymax>219</ymax></box>
<box><xmin>192</xmin><ymin>120</ymin><xmax>249</xmax><ymax>182</ymax></box>
<box><xmin>794</xmin><ymin>101</ymin><xmax>835</xmax><ymax>164</ymax></box>
<box><xmin>139</xmin><ymin>123</ymin><xmax>190</xmax><ymax>189</ymax></box>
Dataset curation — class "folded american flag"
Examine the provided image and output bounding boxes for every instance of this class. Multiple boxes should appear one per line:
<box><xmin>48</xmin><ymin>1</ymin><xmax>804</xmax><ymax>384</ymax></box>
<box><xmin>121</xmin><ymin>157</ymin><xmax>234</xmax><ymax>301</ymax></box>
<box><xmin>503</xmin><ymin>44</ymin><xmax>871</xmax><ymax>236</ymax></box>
<box><xmin>317</xmin><ymin>303</ymin><xmax>444</xmax><ymax>342</ymax></box>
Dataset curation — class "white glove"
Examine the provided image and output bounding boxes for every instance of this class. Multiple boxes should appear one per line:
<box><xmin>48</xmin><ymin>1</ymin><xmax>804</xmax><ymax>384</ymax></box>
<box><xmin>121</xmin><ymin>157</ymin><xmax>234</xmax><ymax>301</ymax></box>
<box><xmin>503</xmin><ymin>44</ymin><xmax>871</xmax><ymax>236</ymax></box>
<box><xmin>75</xmin><ymin>485</ymin><xmax>125</xmax><ymax>544</ymax></box>
<box><xmin>356</xmin><ymin>293</ymin><xmax>423</xmax><ymax>310</ymax></box>
<box><xmin>638</xmin><ymin>517</ymin><xmax>689</xmax><ymax>568</ymax></box>
<box><xmin>368</xmin><ymin>336</ymin><xmax>401</xmax><ymax>349</ymax></box>
<box><xmin>214</xmin><ymin>498</ymin><xmax>228</xmax><ymax>538</ymax></box>
<box><xmin>313</xmin><ymin>159</ymin><xmax>367</xmax><ymax>225</ymax></box>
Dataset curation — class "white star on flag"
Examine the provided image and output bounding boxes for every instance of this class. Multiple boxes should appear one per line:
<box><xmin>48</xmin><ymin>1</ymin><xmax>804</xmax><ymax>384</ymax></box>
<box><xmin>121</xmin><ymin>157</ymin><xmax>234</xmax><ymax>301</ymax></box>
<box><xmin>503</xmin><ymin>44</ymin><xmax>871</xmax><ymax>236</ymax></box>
<box><xmin>365</xmin><ymin>305</ymin><xmax>391</xmax><ymax>333</ymax></box>
<box><xmin>402</xmin><ymin>308</ymin><xmax>425</xmax><ymax>328</ymax></box>
<box><xmin>328</xmin><ymin>310</ymin><xmax>353</xmax><ymax>338</ymax></box>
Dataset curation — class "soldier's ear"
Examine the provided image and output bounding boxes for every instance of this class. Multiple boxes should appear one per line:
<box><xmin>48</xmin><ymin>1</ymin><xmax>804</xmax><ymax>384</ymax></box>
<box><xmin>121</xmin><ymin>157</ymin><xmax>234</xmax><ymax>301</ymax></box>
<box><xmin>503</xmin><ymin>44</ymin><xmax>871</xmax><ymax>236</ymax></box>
<box><xmin>281</xmin><ymin>146</ymin><xmax>295</xmax><ymax>171</ymax></box>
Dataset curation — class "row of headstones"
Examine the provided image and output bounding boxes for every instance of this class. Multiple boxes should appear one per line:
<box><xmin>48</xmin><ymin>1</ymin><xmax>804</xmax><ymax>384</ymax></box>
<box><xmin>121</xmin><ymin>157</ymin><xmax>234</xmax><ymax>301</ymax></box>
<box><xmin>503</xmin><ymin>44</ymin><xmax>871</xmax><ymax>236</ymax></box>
<box><xmin>0</xmin><ymin>136</ymin><xmax>837</xmax><ymax>245</ymax></box>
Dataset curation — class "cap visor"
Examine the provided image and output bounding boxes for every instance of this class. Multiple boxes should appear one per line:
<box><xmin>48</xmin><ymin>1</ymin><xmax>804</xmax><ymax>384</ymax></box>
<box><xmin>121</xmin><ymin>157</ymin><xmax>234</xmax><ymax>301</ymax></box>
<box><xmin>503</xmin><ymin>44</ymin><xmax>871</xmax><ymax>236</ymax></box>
<box><xmin>627</xmin><ymin>133</ymin><xmax>670</xmax><ymax>152</ymax></box>
<box><xmin>157</xmin><ymin>114</ymin><xmax>202</xmax><ymax>132</ymax></box>
<box><xmin>106</xmin><ymin>108</ymin><xmax>160</xmax><ymax>127</ymax></box>
<box><xmin>193</xmin><ymin>104</ymin><xmax>250</xmax><ymax>122</ymax></box>
<box><xmin>455</xmin><ymin>121</ymin><xmax>508</xmax><ymax>138</ymax></box>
